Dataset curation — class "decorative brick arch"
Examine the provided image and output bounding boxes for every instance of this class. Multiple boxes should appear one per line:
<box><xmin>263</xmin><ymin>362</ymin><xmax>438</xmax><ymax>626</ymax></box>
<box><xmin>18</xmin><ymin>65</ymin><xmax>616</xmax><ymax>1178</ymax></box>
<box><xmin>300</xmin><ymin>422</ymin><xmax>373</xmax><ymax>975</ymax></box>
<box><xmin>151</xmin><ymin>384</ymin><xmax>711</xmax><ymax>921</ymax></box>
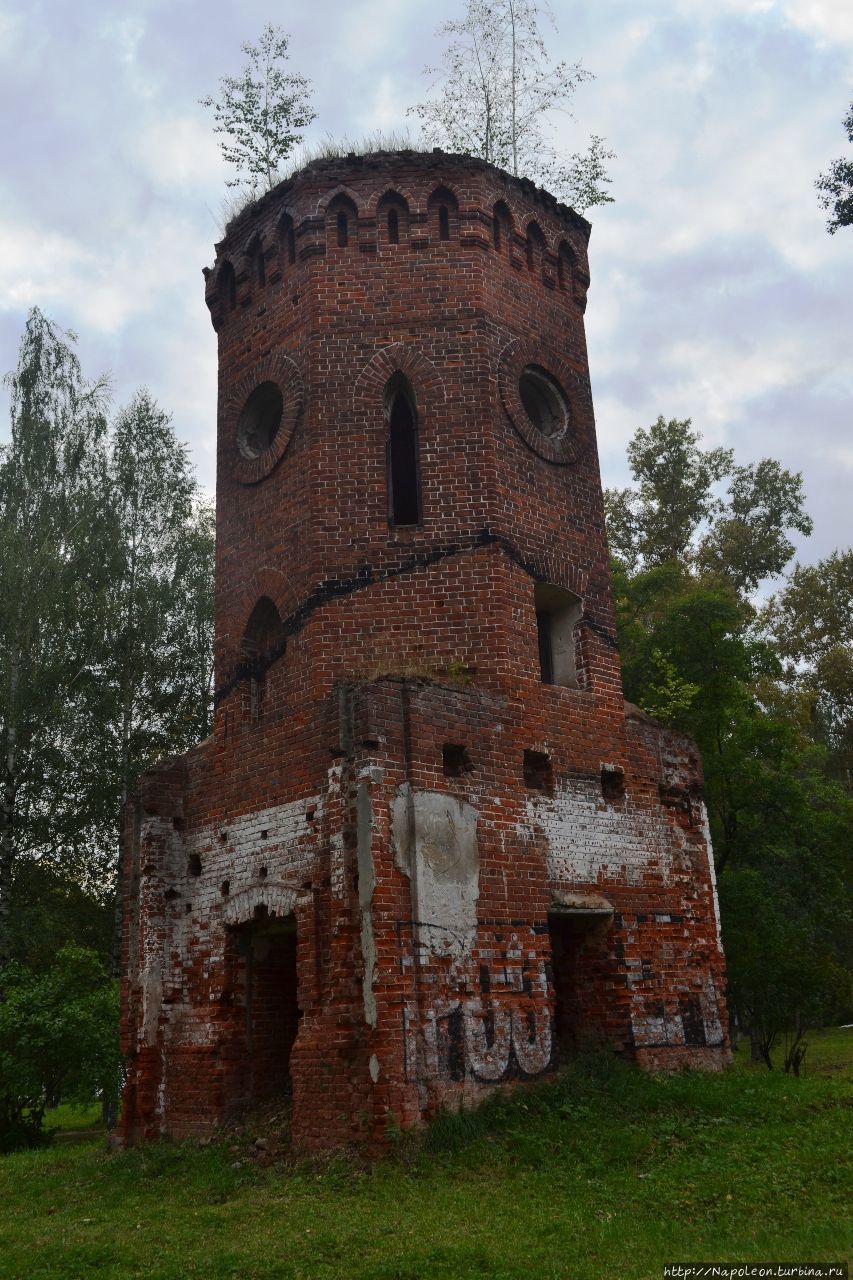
<box><xmin>352</xmin><ymin>344</ymin><xmax>446</xmax><ymax>416</ymax></box>
<box><xmin>498</xmin><ymin>337</ymin><xmax>594</xmax><ymax>466</ymax></box>
<box><xmin>314</xmin><ymin>184</ymin><xmax>364</xmax><ymax>216</ymax></box>
<box><xmin>514</xmin><ymin>548</ymin><xmax>588</xmax><ymax>600</ymax></box>
<box><xmin>222</xmin><ymin>882</ymin><xmax>301</xmax><ymax>926</ymax></box>
<box><xmin>416</xmin><ymin>178</ymin><xmax>464</xmax><ymax>216</ymax></box>
<box><xmin>366</xmin><ymin>185</ymin><xmax>416</xmax><ymax>217</ymax></box>
<box><xmin>222</xmin><ymin>351</ymin><xmax>304</xmax><ymax>485</ymax></box>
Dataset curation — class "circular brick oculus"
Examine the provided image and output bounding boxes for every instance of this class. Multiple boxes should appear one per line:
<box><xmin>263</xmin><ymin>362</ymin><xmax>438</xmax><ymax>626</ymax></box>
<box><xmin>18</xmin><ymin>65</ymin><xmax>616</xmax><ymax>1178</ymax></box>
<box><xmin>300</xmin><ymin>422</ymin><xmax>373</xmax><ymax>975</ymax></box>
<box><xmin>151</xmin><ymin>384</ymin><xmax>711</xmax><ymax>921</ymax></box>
<box><xmin>225</xmin><ymin>354</ymin><xmax>304</xmax><ymax>485</ymax></box>
<box><xmin>499</xmin><ymin>339</ymin><xmax>593</xmax><ymax>465</ymax></box>
<box><xmin>237</xmin><ymin>382</ymin><xmax>284</xmax><ymax>459</ymax></box>
<box><xmin>519</xmin><ymin>365</ymin><xmax>569</xmax><ymax>441</ymax></box>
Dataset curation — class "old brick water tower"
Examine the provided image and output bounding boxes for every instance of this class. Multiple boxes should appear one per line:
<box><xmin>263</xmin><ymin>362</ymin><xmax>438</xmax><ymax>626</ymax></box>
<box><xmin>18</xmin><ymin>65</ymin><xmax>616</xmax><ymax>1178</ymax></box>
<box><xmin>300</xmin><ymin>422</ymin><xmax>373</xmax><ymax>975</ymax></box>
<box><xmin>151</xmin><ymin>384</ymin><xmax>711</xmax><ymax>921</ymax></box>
<box><xmin>119</xmin><ymin>151</ymin><xmax>729</xmax><ymax>1152</ymax></box>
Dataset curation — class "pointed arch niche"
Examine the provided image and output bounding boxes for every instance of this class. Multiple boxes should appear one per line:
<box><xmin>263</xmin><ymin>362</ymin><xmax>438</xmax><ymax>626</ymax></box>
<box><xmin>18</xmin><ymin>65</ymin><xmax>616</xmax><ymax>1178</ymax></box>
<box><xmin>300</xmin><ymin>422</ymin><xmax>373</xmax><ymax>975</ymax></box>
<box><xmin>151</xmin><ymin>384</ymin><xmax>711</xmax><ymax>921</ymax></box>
<box><xmin>377</xmin><ymin>190</ymin><xmax>410</xmax><ymax>247</ymax></box>
<box><xmin>240</xmin><ymin>596</ymin><xmax>286</xmax><ymax>724</ymax></box>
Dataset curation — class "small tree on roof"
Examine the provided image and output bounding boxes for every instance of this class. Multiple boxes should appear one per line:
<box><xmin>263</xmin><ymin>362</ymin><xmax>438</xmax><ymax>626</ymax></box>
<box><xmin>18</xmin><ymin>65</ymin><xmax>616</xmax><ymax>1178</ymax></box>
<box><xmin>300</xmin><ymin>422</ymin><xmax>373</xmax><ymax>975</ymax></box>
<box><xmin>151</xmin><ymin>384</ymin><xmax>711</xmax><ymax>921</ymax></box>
<box><xmin>408</xmin><ymin>0</ymin><xmax>614</xmax><ymax>213</ymax></box>
<box><xmin>200</xmin><ymin>25</ymin><xmax>316</xmax><ymax>192</ymax></box>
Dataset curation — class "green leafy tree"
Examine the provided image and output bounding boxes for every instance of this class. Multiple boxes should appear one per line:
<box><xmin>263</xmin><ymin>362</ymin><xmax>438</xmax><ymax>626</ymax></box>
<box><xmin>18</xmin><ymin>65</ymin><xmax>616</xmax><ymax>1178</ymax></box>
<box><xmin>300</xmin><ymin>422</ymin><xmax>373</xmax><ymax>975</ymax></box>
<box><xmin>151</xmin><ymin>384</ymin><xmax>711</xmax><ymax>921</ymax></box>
<box><xmin>0</xmin><ymin>946</ymin><xmax>118</xmax><ymax>1151</ymax></box>
<box><xmin>762</xmin><ymin>551</ymin><xmax>853</xmax><ymax>782</ymax></box>
<box><xmin>408</xmin><ymin>0</ymin><xmax>614</xmax><ymax>212</ymax></box>
<box><xmin>607</xmin><ymin>417</ymin><xmax>850</xmax><ymax>1065</ymax></box>
<box><xmin>816</xmin><ymin>99</ymin><xmax>853</xmax><ymax>234</ymax></box>
<box><xmin>605</xmin><ymin>417</ymin><xmax>812</xmax><ymax>590</ymax></box>
<box><xmin>200</xmin><ymin>24</ymin><xmax>316</xmax><ymax>192</ymax></box>
<box><xmin>0</xmin><ymin>311</ymin><xmax>111</xmax><ymax>968</ymax></box>
<box><xmin>89</xmin><ymin>393</ymin><xmax>215</xmax><ymax>970</ymax></box>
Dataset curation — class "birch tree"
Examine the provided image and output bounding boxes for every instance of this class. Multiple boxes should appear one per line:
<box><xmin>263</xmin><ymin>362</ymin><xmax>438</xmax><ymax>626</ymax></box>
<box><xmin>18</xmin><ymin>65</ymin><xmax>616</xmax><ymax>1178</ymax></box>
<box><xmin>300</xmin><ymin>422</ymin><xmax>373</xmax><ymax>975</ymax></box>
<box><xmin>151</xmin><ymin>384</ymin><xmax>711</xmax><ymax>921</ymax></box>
<box><xmin>200</xmin><ymin>25</ymin><xmax>316</xmax><ymax>192</ymax></box>
<box><xmin>408</xmin><ymin>0</ymin><xmax>614</xmax><ymax>212</ymax></box>
<box><xmin>0</xmin><ymin>310</ymin><xmax>110</xmax><ymax>969</ymax></box>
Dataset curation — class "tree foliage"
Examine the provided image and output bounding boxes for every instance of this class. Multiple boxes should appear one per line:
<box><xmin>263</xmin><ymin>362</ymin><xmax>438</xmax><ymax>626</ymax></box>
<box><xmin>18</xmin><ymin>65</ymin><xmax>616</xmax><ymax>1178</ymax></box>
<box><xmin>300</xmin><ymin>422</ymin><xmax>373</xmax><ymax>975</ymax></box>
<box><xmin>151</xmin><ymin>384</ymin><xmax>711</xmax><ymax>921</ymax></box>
<box><xmin>607</xmin><ymin>416</ymin><xmax>851</xmax><ymax>1064</ymax></box>
<box><xmin>605</xmin><ymin>416</ymin><xmax>812</xmax><ymax>592</ymax></box>
<box><xmin>0</xmin><ymin>946</ymin><xmax>118</xmax><ymax>1152</ymax></box>
<box><xmin>0</xmin><ymin>312</ymin><xmax>214</xmax><ymax>973</ymax></box>
<box><xmin>0</xmin><ymin>311</ymin><xmax>111</xmax><ymax>965</ymax></box>
<box><xmin>816</xmin><ymin>99</ymin><xmax>853</xmax><ymax>234</ymax></box>
<box><xmin>408</xmin><ymin>0</ymin><xmax>614</xmax><ymax>212</ymax></box>
<box><xmin>762</xmin><ymin>550</ymin><xmax>853</xmax><ymax>782</ymax></box>
<box><xmin>200</xmin><ymin>25</ymin><xmax>316</xmax><ymax>192</ymax></box>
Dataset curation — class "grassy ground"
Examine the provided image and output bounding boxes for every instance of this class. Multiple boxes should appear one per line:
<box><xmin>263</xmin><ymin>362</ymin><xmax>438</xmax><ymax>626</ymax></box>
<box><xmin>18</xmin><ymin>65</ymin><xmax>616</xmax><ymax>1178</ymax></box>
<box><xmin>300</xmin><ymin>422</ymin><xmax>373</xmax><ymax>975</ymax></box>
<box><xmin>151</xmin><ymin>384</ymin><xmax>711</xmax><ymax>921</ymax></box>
<box><xmin>1</xmin><ymin>1029</ymin><xmax>849</xmax><ymax>1280</ymax></box>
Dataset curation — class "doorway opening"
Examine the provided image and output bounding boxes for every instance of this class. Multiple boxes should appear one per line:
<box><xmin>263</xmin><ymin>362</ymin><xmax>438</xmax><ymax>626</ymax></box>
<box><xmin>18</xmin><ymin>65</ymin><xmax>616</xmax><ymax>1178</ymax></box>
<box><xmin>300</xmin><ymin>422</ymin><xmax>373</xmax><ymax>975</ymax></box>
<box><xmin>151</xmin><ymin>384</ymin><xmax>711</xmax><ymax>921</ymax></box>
<box><xmin>231</xmin><ymin>913</ymin><xmax>299</xmax><ymax>1104</ymax></box>
<box><xmin>548</xmin><ymin>907</ymin><xmax>612</xmax><ymax>1062</ymax></box>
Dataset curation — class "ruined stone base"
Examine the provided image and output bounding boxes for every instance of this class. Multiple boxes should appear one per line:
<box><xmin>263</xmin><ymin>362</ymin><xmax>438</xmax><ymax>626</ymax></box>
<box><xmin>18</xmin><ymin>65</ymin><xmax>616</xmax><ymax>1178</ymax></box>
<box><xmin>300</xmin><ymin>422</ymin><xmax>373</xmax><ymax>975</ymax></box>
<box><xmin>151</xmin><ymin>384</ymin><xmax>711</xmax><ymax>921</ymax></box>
<box><xmin>119</xmin><ymin>680</ymin><xmax>729</xmax><ymax>1153</ymax></box>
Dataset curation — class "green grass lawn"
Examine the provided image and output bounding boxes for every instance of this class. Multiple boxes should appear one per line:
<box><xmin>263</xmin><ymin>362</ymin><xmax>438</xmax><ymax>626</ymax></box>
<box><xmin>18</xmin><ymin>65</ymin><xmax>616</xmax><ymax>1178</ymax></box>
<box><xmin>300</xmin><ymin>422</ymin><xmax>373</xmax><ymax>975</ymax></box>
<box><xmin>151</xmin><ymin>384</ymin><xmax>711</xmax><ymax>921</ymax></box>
<box><xmin>1</xmin><ymin>1029</ymin><xmax>850</xmax><ymax>1280</ymax></box>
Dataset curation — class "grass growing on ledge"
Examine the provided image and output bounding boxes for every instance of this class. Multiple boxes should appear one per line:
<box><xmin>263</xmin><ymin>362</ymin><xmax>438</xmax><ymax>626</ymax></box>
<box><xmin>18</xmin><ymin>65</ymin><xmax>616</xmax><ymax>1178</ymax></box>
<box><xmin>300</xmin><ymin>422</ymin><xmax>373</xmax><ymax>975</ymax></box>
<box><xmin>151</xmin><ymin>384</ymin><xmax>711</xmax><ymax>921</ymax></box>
<box><xmin>1</xmin><ymin>1030</ymin><xmax>849</xmax><ymax>1280</ymax></box>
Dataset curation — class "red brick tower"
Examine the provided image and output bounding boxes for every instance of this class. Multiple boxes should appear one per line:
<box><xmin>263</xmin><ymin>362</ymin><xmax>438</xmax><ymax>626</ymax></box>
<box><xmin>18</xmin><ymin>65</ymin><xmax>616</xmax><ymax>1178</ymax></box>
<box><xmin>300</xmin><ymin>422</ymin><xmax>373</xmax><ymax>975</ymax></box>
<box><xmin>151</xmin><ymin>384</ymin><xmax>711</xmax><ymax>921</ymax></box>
<box><xmin>119</xmin><ymin>151</ymin><xmax>729</xmax><ymax>1153</ymax></box>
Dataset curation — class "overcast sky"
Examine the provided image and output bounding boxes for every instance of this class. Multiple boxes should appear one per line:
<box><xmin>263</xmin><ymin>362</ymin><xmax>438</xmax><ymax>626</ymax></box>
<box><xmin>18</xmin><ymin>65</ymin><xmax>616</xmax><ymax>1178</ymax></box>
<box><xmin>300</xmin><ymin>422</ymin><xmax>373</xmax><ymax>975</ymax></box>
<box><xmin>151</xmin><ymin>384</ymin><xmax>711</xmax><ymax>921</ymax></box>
<box><xmin>1</xmin><ymin>0</ymin><xmax>850</xmax><ymax>574</ymax></box>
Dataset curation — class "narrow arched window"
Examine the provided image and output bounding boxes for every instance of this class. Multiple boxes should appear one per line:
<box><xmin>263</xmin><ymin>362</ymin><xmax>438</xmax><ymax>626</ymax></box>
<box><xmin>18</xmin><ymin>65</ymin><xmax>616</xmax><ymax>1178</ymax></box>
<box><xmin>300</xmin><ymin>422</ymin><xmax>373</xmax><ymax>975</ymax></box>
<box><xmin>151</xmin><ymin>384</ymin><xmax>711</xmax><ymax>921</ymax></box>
<box><xmin>255</xmin><ymin>246</ymin><xmax>266</xmax><ymax>287</ymax></box>
<box><xmin>279</xmin><ymin>212</ymin><xmax>296</xmax><ymax>266</ymax></box>
<box><xmin>241</xmin><ymin>597</ymin><xmax>285</xmax><ymax>724</ymax></box>
<box><xmin>493</xmin><ymin>217</ymin><xmax>501</xmax><ymax>251</ymax></box>
<box><xmin>388</xmin><ymin>208</ymin><xmax>399</xmax><ymax>244</ymax></box>
<box><xmin>439</xmin><ymin>205</ymin><xmax>450</xmax><ymax>241</ymax></box>
<box><xmin>337</xmin><ymin>211</ymin><xmax>348</xmax><ymax>247</ymax></box>
<box><xmin>220</xmin><ymin>261</ymin><xmax>236</xmax><ymax>312</ymax></box>
<box><xmin>385</xmin><ymin>375</ymin><xmax>420</xmax><ymax>527</ymax></box>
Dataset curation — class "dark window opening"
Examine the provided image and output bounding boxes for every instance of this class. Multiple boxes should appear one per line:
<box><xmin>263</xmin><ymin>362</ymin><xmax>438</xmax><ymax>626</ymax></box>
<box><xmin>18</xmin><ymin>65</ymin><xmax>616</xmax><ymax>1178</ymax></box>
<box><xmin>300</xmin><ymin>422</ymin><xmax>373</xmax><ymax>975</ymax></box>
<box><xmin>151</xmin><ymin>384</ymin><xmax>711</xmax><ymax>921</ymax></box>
<box><xmin>337</xmin><ymin>211</ymin><xmax>348</xmax><ymax>247</ymax></box>
<box><xmin>493</xmin><ymin>216</ymin><xmax>502</xmax><ymax>251</ymax></box>
<box><xmin>279</xmin><ymin>214</ymin><xmax>296</xmax><ymax>265</ymax></box>
<box><xmin>520</xmin><ymin>365</ymin><xmax>568</xmax><ymax>440</ymax></box>
<box><xmin>236</xmin><ymin>381</ymin><xmax>284</xmax><ymax>459</ymax></box>
<box><xmin>187</xmin><ymin>854</ymin><xmax>202</xmax><ymax>878</ymax></box>
<box><xmin>558</xmin><ymin>242</ymin><xmax>574</xmax><ymax>292</ymax></box>
<box><xmin>220</xmin><ymin>262</ymin><xmax>236</xmax><ymax>312</ymax></box>
<box><xmin>601</xmin><ymin>765</ymin><xmax>625</xmax><ymax>802</ymax></box>
<box><xmin>220</xmin><ymin>879</ymin><xmax>230</xmax><ymax>897</ymax></box>
<box><xmin>439</xmin><ymin>205</ymin><xmax>450</xmax><ymax>241</ymax></box>
<box><xmin>536</xmin><ymin>610</ymin><xmax>554</xmax><ymax>684</ymax></box>
<box><xmin>534</xmin><ymin>583</ymin><xmax>583</xmax><ymax>687</ymax></box>
<box><xmin>241</xmin><ymin>597</ymin><xmax>286</xmax><ymax>726</ymax></box>
<box><xmin>386</xmin><ymin>375</ymin><xmax>421</xmax><ymax>527</ymax></box>
<box><xmin>388</xmin><ymin>208</ymin><xmax>399</xmax><ymax>244</ymax></box>
<box><xmin>523</xmin><ymin>750</ymin><xmax>553</xmax><ymax>791</ymax></box>
<box><xmin>443</xmin><ymin>743</ymin><xmax>473</xmax><ymax>777</ymax></box>
<box><xmin>526</xmin><ymin>222</ymin><xmax>545</xmax><ymax>273</ymax></box>
<box><xmin>255</xmin><ymin>247</ymin><xmax>266</xmax><ymax>287</ymax></box>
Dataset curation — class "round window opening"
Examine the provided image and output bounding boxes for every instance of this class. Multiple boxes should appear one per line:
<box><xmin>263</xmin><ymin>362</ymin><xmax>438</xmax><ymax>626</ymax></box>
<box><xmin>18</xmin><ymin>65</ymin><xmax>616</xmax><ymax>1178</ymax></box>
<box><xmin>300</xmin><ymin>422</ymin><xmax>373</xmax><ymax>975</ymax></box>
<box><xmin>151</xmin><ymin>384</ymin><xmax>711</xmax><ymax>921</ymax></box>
<box><xmin>237</xmin><ymin>382</ymin><xmax>284</xmax><ymax>459</ymax></box>
<box><xmin>518</xmin><ymin>365</ymin><xmax>569</xmax><ymax>441</ymax></box>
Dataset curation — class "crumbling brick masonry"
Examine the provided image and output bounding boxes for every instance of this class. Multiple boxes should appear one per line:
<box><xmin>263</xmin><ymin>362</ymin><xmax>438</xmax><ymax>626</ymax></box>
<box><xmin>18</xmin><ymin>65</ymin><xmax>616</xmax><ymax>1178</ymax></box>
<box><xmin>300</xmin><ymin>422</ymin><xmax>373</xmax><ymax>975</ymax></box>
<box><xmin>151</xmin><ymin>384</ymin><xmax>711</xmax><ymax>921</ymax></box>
<box><xmin>119</xmin><ymin>151</ymin><xmax>729</xmax><ymax>1153</ymax></box>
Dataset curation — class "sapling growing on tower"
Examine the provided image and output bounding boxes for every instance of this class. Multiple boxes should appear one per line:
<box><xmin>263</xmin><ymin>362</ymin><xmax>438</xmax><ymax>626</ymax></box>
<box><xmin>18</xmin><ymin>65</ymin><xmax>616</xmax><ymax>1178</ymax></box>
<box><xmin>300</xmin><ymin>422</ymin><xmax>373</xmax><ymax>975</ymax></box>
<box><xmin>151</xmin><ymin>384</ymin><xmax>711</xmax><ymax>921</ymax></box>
<box><xmin>408</xmin><ymin>0</ymin><xmax>614</xmax><ymax>212</ymax></box>
<box><xmin>201</xmin><ymin>25</ymin><xmax>316</xmax><ymax>193</ymax></box>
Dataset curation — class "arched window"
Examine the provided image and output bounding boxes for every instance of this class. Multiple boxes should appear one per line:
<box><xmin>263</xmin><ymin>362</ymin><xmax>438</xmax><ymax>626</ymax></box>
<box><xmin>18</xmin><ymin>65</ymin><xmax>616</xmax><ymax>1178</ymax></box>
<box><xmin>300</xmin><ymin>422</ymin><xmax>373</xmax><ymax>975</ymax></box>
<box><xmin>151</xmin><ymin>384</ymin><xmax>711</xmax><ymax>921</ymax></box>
<box><xmin>557</xmin><ymin>240</ymin><xmax>575</xmax><ymax>292</ymax></box>
<box><xmin>493</xmin><ymin>200</ymin><xmax>513</xmax><ymax>254</ymax></box>
<box><xmin>248</xmin><ymin>238</ymin><xmax>266</xmax><ymax>288</ymax></box>
<box><xmin>428</xmin><ymin>186</ymin><xmax>458</xmax><ymax>243</ymax></box>
<box><xmin>219</xmin><ymin>261</ymin><xmax>237</xmax><ymax>312</ymax></box>
<box><xmin>526</xmin><ymin>221</ymin><xmax>545</xmax><ymax>275</ymax></box>
<box><xmin>326</xmin><ymin>195</ymin><xmax>358</xmax><ymax>251</ymax></box>
<box><xmin>241</xmin><ymin>597</ymin><xmax>285</xmax><ymax>723</ymax></box>
<box><xmin>385</xmin><ymin>373</ymin><xmax>421</xmax><ymax>527</ymax></box>
<box><xmin>279</xmin><ymin>212</ymin><xmax>296</xmax><ymax>266</ymax></box>
<box><xmin>377</xmin><ymin>191</ymin><xmax>409</xmax><ymax>247</ymax></box>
